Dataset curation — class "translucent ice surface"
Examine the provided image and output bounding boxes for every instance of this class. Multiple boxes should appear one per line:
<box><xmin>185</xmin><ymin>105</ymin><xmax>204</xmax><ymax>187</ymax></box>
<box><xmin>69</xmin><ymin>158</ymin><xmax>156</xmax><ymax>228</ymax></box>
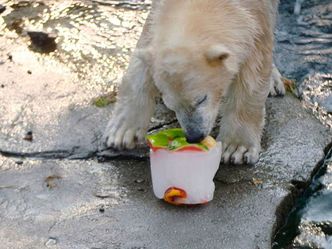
<box><xmin>150</xmin><ymin>142</ymin><xmax>222</xmax><ymax>205</ymax></box>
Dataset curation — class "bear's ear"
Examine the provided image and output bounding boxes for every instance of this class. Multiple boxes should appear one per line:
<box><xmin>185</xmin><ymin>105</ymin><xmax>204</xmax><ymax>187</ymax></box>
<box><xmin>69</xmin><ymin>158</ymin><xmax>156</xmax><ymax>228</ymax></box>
<box><xmin>135</xmin><ymin>48</ymin><xmax>153</xmax><ymax>65</ymax></box>
<box><xmin>205</xmin><ymin>44</ymin><xmax>239</xmax><ymax>73</ymax></box>
<box><xmin>205</xmin><ymin>44</ymin><xmax>230</xmax><ymax>64</ymax></box>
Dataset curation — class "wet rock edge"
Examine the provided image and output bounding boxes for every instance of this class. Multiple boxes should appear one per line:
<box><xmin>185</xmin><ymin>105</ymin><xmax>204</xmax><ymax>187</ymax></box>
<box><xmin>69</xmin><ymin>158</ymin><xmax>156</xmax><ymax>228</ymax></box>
<box><xmin>272</xmin><ymin>141</ymin><xmax>332</xmax><ymax>248</ymax></box>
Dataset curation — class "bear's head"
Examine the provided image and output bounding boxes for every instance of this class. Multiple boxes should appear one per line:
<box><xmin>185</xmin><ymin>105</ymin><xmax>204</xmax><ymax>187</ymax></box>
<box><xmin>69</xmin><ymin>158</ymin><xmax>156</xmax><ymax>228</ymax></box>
<box><xmin>138</xmin><ymin>44</ymin><xmax>239</xmax><ymax>142</ymax></box>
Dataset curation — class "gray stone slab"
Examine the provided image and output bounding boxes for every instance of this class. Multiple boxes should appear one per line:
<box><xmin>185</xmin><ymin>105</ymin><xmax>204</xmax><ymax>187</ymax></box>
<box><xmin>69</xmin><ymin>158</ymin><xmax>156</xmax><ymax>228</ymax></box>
<box><xmin>275</xmin><ymin>0</ymin><xmax>332</xmax><ymax>129</ymax></box>
<box><xmin>0</xmin><ymin>156</ymin><xmax>288</xmax><ymax>249</ymax></box>
<box><xmin>0</xmin><ymin>36</ymin><xmax>174</xmax><ymax>160</ymax></box>
<box><xmin>0</xmin><ymin>94</ymin><xmax>331</xmax><ymax>249</ymax></box>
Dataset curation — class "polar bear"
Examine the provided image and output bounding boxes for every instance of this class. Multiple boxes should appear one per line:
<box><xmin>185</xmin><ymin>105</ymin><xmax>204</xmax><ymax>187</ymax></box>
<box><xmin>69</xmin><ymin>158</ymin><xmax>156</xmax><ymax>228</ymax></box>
<box><xmin>103</xmin><ymin>0</ymin><xmax>285</xmax><ymax>165</ymax></box>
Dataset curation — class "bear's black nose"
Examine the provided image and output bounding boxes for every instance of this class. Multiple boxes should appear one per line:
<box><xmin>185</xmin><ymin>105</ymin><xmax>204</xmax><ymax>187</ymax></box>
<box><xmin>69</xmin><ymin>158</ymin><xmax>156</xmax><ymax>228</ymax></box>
<box><xmin>186</xmin><ymin>132</ymin><xmax>205</xmax><ymax>143</ymax></box>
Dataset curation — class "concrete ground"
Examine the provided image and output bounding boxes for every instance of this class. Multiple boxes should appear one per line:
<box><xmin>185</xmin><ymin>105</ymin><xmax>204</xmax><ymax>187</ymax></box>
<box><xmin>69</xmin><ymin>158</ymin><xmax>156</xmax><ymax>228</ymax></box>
<box><xmin>0</xmin><ymin>1</ymin><xmax>331</xmax><ymax>249</ymax></box>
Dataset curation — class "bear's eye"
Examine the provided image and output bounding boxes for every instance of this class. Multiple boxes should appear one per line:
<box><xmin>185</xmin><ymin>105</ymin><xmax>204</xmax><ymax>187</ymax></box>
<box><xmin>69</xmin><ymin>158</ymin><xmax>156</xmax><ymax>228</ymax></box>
<box><xmin>195</xmin><ymin>95</ymin><xmax>208</xmax><ymax>107</ymax></box>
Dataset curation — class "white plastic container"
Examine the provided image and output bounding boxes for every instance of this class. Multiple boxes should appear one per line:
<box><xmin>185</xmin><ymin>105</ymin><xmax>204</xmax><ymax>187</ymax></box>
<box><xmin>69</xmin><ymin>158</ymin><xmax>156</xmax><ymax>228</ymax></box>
<box><xmin>149</xmin><ymin>142</ymin><xmax>222</xmax><ymax>205</ymax></box>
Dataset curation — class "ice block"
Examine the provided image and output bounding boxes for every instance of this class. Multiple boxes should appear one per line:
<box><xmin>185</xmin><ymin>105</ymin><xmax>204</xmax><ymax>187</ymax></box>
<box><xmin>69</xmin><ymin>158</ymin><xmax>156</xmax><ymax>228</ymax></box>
<box><xmin>147</xmin><ymin>129</ymin><xmax>222</xmax><ymax>205</ymax></box>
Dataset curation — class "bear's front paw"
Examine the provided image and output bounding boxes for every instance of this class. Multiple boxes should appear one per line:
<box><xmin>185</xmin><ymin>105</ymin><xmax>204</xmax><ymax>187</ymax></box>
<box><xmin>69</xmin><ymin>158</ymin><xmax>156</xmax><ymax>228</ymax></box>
<box><xmin>221</xmin><ymin>143</ymin><xmax>260</xmax><ymax>165</ymax></box>
<box><xmin>103</xmin><ymin>114</ymin><xmax>147</xmax><ymax>150</ymax></box>
<box><xmin>269</xmin><ymin>65</ymin><xmax>286</xmax><ymax>97</ymax></box>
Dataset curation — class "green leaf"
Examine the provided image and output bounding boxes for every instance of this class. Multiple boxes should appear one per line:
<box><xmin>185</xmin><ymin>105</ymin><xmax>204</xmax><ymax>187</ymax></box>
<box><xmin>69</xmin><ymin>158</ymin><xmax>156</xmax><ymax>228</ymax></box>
<box><xmin>146</xmin><ymin>133</ymin><xmax>169</xmax><ymax>148</ymax></box>
<box><xmin>92</xmin><ymin>93</ymin><xmax>117</xmax><ymax>108</ymax></box>
<box><xmin>146</xmin><ymin>128</ymin><xmax>210</xmax><ymax>151</ymax></box>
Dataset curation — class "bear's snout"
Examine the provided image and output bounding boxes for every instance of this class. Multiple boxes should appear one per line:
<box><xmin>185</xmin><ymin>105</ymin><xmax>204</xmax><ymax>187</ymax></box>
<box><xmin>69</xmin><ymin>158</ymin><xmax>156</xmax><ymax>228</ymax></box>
<box><xmin>176</xmin><ymin>111</ymin><xmax>208</xmax><ymax>143</ymax></box>
<box><xmin>185</xmin><ymin>131</ymin><xmax>205</xmax><ymax>143</ymax></box>
<box><xmin>184</xmin><ymin>123</ymin><xmax>206</xmax><ymax>143</ymax></box>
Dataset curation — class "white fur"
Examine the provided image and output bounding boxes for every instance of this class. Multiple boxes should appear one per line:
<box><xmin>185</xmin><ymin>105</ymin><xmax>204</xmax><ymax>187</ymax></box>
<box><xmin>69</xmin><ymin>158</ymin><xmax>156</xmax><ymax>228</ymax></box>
<box><xmin>104</xmin><ymin>0</ymin><xmax>284</xmax><ymax>165</ymax></box>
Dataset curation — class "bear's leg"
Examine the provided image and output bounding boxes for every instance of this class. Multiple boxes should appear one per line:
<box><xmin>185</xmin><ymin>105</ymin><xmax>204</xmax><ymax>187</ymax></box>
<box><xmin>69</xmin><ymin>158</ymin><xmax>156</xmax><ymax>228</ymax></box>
<box><xmin>218</xmin><ymin>54</ymin><xmax>272</xmax><ymax>165</ymax></box>
<box><xmin>269</xmin><ymin>64</ymin><xmax>285</xmax><ymax>97</ymax></box>
<box><xmin>103</xmin><ymin>11</ymin><xmax>157</xmax><ymax>149</ymax></box>
<box><xmin>218</xmin><ymin>95</ymin><xmax>266</xmax><ymax>165</ymax></box>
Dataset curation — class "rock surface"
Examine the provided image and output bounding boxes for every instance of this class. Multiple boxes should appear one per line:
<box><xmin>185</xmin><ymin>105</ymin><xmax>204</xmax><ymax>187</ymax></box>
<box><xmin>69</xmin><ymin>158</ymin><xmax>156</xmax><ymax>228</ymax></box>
<box><xmin>0</xmin><ymin>1</ymin><xmax>331</xmax><ymax>249</ymax></box>
<box><xmin>293</xmin><ymin>158</ymin><xmax>332</xmax><ymax>248</ymax></box>
<box><xmin>275</xmin><ymin>0</ymin><xmax>332</xmax><ymax>129</ymax></box>
<box><xmin>0</xmin><ymin>4</ymin><xmax>5</xmax><ymax>14</ymax></box>
<box><xmin>27</xmin><ymin>31</ymin><xmax>57</xmax><ymax>53</ymax></box>
<box><xmin>0</xmin><ymin>95</ymin><xmax>330</xmax><ymax>249</ymax></box>
<box><xmin>273</xmin><ymin>145</ymin><xmax>332</xmax><ymax>249</ymax></box>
